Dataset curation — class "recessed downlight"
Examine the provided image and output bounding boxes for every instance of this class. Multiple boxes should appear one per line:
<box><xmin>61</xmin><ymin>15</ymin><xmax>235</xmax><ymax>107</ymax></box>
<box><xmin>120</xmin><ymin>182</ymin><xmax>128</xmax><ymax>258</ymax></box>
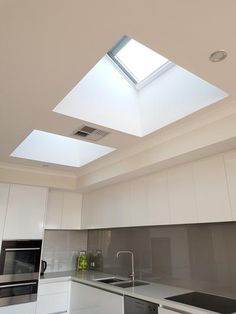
<box><xmin>209</xmin><ymin>50</ymin><xmax>227</xmax><ymax>62</ymax></box>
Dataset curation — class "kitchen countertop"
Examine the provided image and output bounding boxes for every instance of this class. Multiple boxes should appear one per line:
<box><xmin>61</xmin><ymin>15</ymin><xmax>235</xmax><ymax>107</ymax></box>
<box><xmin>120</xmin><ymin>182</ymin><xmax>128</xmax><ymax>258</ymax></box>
<box><xmin>40</xmin><ymin>271</ymin><xmax>233</xmax><ymax>314</ymax></box>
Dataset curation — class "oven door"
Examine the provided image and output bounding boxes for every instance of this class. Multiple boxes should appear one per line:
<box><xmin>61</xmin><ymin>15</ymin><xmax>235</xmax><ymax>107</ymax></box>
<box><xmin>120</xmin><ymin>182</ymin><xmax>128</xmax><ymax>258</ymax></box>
<box><xmin>0</xmin><ymin>240</ymin><xmax>42</xmax><ymax>283</ymax></box>
<box><xmin>0</xmin><ymin>281</ymin><xmax>38</xmax><ymax>307</ymax></box>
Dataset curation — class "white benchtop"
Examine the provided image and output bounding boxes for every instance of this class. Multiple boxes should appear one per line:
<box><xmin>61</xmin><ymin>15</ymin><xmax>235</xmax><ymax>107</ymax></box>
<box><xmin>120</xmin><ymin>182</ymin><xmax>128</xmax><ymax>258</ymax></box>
<box><xmin>40</xmin><ymin>271</ymin><xmax>231</xmax><ymax>314</ymax></box>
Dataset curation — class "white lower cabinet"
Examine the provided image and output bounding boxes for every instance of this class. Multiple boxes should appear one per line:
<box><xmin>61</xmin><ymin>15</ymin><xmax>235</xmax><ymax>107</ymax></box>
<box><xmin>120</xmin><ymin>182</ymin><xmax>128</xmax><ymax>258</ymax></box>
<box><xmin>159</xmin><ymin>308</ymin><xmax>181</xmax><ymax>314</ymax></box>
<box><xmin>0</xmin><ymin>302</ymin><xmax>36</xmax><ymax>314</ymax></box>
<box><xmin>36</xmin><ymin>280</ymin><xmax>70</xmax><ymax>314</ymax></box>
<box><xmin>159</xmin><ymin>306</ymin><xmax>206</xmax><ymax>314</ymax></box>
<box><xmin>69</xmin><ymin>281</ymin><xmax>123</xmax><ymax>314</ymax></box>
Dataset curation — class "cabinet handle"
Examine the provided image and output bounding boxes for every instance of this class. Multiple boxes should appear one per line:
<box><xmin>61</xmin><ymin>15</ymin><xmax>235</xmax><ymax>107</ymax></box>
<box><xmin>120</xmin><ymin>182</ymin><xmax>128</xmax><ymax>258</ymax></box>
<box><xmin>5</xmin><ymin>247</ymin><xmax>41</xmax><ymax>251</ymax></box>
<box><xmin>0</xmin><ymin>282</ymin><xmax>37</xmax><ymax>288</ymax></box>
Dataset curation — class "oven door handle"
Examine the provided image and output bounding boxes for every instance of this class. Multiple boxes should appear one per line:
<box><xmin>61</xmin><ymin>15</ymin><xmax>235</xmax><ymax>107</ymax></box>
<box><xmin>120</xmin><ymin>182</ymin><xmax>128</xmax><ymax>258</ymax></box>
<box><xmin>4</xmin><ymin>247</ymin><xmax>41</xmax><ymax>251</ymax></box>
<box><xmin>0</xmin><ymin>282</ymin><xmax>37</xmax><ymax>288</ymax></box>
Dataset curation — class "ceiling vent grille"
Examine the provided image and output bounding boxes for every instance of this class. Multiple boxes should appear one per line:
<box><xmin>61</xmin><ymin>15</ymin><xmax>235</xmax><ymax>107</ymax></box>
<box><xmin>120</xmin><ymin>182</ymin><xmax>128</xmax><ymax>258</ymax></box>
<box><xmin>73</xmin><ymin>125</ymin><xmax>109</xmax><ymax>142</ymax></box>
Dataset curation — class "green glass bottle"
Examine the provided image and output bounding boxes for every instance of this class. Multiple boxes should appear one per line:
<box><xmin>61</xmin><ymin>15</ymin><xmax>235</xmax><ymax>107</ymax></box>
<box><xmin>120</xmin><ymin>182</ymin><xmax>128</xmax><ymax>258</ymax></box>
<box><xmin>77</xmin><ymin>250</ymin><xmax>88</xmax><ymax>271</ymax></box>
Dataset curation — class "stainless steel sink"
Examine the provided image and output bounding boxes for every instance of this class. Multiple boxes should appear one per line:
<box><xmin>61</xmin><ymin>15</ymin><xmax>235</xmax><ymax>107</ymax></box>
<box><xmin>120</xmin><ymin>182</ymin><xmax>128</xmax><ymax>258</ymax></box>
<box><xmin>113</xmin><ymin>280</ymin><xmax>149</xmax><ymax>288</ymax></box>
<box><xmin>94</xmin><ymin>277</ymin><xmax>149</xmax><ymax>288</ymax></box>
<box><xmin>94</xmin><ymin>277</ymin><xmax>126</xmax><ymax>284</ymax></box>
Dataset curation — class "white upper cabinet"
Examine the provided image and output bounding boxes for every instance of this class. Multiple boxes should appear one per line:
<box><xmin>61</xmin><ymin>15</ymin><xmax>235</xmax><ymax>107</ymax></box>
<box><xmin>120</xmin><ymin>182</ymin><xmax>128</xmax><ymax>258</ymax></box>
<box><xmin>45</xmin><ymin>189</ymin><xmax>82</xmax><ymax>229</ymax></box>
<box><xmin>83</xmin><ymin>182</ymin><xmax>131</xmax><ymax>229</ymax></box>
<box><xmin>0</xmin><ymin>183</ymin><xmax>10</xmax><ymax>249</ymax></box>
<box><xmin>146</xmin><ymin>171</ymin><xmax>170</xmax><ymax>225</ymax></box>
<box><xmin>129</xmin><ymin>176</ymin><xmax>147</xmax><ymax>226</ymax></box>
<box><xmin>3</xmin><ymin>184</ymin><xmax>48</xmax><ymax>239</ymax></box>
<box><xmin>193</xmin><ymin>155</ymin><xmax>232</xmax><ymax>223</ymax></box>
<box><xmin>82</xmin><ymin>152</ymin><xmax>235</xmax><ymax>229</ymax></box>
<box><xmin>168</xmin><ymin>164</ymin><xmax>197</xmax><ymax>224</ymax></box>
<box><xmin>223</xmin><ymin>150</ymin><xmax>236</xmax><ymax>220</ymax></box>
<box><xmin>61</xmin><ymin>191</ymin><xmax>82</xmax><ymax>229</ymax></box>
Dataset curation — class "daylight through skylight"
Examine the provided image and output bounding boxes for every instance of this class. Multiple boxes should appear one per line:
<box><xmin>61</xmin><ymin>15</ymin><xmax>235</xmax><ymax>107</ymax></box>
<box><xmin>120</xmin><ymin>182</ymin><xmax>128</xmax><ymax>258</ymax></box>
<box><xmin>108</xmin><ymin>36</ymin><xmax>171</xmax><ymax>86</ymax></box>
<box><xmin>11</xmin><ymin>130</ymin><xmax>115</xmax><ymax>168</ymax></box>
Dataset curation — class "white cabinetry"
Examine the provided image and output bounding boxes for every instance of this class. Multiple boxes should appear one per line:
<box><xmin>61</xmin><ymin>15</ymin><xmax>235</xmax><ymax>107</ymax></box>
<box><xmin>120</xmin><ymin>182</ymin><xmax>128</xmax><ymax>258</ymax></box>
<box><xmin>159</xmin><ymin>308</ymin><xmax>182</xmax><ymax>314</ymax></box>
<box><xmin>146</xmin><ymin>171</ymin><xmax>170</xmax><ymax>225</ymax></box>
<box><xmin>223</xmin><ymin>150</ymin><xmax>236</xmax><ymax>220</ymax></box>
<box><xmin>0</xmin><ymin>302</ymin><xmax>36</xmax><ymax>314</ymax></box>
<box><xmin>3</xmin><ymin>184</ymin><xmax>48</xmax><ymax>239</ymax></box>
<box><xmin>193</xmin><ymin>155</ymin><xmax>231</xmax><ymax>223</ymax></box>
<box><xmin>82</xmin><ymin>152</ymin><xmax>235</xmax><ymax>229</ymax></box>
<box><xmin>82</xmin><ymin>172</ymin><xmax>170</xmax><ymax>229</ymax></box>
<box><xmin>36</xmin><ymin>280</ymin><xmax>70</xmax><ymax>314</ymax></box>
<box><xmin>0</xmin><ymin>183</ymin><xmax>10</xmax><ymax>250</ymax></box>
<box><xmin>159</xmin><ymin>306</ymin><xmax>206</xmax><ymax>314</ymax></box>
<box><xmin>82</xmin><ymin>182</ymin><xmax>131</xmax><ymax>229</ymax></box>
<box><xmin>168</xmin><ymin>164</ymin><xmax>197</xmax><ymax>224</ymax></box>
<box><xmin>70</xmin><ymin>281</ymin><xmax>123</xmax><ymax>314</ymax></box>
<box><xmin>45</xmin><ymin>189</ymin><xmax>82</xmax><ymax>229</ymax></box>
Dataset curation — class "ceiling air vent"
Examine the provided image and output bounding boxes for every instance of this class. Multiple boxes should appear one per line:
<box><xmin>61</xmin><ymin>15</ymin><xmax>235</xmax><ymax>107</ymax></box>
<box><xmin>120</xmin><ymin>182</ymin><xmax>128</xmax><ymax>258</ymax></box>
<box><xmin>73</xmin><ymin>125</ymin><xmax>109</xmax><ymax>142</ymax></box>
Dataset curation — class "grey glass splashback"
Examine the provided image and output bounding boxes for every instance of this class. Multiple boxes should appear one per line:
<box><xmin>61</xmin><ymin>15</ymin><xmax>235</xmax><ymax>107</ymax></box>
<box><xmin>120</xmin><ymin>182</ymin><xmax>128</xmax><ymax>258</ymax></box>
<box><xmin>43</xmin><ymin>230</ymin><xmax>87</xmax><ymax>272</ymax></box>
<box><xmin>87</xmin><ymin>222</ymin><xmax>236</xmax><ymax>299</ymax></box>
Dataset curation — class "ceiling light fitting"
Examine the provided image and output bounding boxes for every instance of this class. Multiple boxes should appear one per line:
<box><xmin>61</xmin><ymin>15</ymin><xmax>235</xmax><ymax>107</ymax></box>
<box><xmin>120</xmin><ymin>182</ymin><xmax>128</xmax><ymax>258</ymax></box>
<box><xmin>209</xmin><ymin>50</ymin><xmax>227</xmax><ymax>62</ymax></box>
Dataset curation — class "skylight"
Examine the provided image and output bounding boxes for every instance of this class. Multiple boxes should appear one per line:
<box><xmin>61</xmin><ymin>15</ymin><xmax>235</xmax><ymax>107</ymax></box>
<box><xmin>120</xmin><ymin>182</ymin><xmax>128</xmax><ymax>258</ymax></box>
<box><xmin>11</xmin><ymin>130</ymin><xmax>115</xmax><ymax>168</ymax></box>
<box><xmin>108</xmin><ymin>36</ymin><xmax>172</xmax><ymax>87</ymax></box>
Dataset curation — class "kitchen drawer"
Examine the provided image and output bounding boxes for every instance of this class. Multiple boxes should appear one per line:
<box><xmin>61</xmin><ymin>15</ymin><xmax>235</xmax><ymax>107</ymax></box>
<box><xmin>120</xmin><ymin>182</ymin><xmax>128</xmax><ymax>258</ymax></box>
<box><xmin>36</xmin><ymin>292</ymin><xmax>68</xmax><ymax>314</ymax></box>
<box><xmin>38</xmin><ymin>281</ymin><xmax>69</xmax><ymax>295</ymax></box>
<box><xmin>0</xmin><ymin>302</ymin><xmax>37</xmax><ymax>314</ymax></box>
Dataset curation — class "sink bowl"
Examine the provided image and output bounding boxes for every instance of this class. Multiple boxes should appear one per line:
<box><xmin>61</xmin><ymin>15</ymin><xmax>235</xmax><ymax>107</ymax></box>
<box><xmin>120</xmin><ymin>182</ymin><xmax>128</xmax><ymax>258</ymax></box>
<box><xmin>94</xmin><ymin>277</ymin><xmax>126</xmax><ymax>284</ymax></box>
<box><xmin>113</xmin><ymin>280</ymin><xmax>149</xmax><ymax>288</ymax></box>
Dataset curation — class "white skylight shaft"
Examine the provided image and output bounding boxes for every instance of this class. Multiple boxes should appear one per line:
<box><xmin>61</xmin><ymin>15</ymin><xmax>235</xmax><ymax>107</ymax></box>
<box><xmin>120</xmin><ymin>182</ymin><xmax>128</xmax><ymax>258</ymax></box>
<box><xmin>11</xmin><ymin>130</ymin><xmax>115</xmax><ymax>167</ymax></box>
<box><xmin>112</xmin><ymin>38</ymin><xmax>169</xmax><ymax>83</ymax></box>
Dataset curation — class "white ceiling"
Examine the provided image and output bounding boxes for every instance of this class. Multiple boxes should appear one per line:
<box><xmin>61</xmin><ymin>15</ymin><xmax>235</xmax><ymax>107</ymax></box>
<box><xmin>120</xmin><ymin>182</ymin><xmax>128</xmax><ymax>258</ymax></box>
<box><xmin>1</xmin><ymin>0</ymin><xmax>236</xmax><ymax>177</ymax></box>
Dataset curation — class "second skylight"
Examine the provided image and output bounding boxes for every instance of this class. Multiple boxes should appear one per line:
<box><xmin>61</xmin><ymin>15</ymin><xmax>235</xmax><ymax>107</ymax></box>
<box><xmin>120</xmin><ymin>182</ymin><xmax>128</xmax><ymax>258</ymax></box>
<box><xmin>108</xmin><ymin>36</ymin><xmax>172</xmax><ymax>87</ymax></box>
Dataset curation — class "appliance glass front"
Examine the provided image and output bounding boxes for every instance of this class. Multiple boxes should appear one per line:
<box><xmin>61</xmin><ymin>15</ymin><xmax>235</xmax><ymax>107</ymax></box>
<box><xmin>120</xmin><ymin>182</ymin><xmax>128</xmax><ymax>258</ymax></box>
<box><xmin>0</xmin><ymin>240</ymin><xmax>42</xmax><ymax>283</ymax></box>
<box><xmin>0</xmin><ymin>281</ymin><xmax>37</xmax><ymax>307</ymax></box>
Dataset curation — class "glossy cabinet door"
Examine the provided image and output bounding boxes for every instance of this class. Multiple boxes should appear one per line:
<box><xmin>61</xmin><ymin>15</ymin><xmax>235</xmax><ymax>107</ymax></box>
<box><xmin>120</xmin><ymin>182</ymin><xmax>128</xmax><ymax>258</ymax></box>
<box><xmin>223</xmin><ymin>150</ymin><xmax>236</xmax><ymax>220</ymax></box>
<box><xmin>168</xmin><ymin>164</ymin><xmax>197</xmax><ymax>224</ymax></box>
<box><xmin>69</xmin><ymin>281</ymin><xmax>123</xmax><ymax>314</ymax></box>
<box><xmin>36</xmin><ymin>280</ymin><xmax>69</xmax><ymax>314</ymax></box>
<box><xmin>159</xmin><ymin>308</ymin><xmax>182</xmax><ymax>314</ymax></box>
<box><xmin>45</xmin><ymin>189</ymin><xmax>63</xmax><ymax>229</ymax></box>
<box><xmin>193</xmin><ymin>155</ymin><xmax>232</xmax><ymax>223</ymax></box>
<box><xmin>82</xmin><ymin>173</ymin><xmax>170</xmax><ymax>229</ymax></box>
<box><xmin>146</xmin><ymin>171</ymin><xmax>170</xmax><ymax>225</ymax></box>
<box><xmin>0</xmin><ymin>183</ymin><xmax>10</xmax><ymax>251</ymax></box>
<box><xmin>159</xmin><ymin>306</ymin><xmax>206</xmax><ymax>314</ymax></box>
<box><xmin>61</xmin><ymin>191</ymin><xmax>82</xmax><ymax>229</ymax></box>
<box><xmin>3</xmin><ymin>184</ymin><xmax>48</xmax><ymax>239</ymax></box>
<box><xmin>82</xmin><ymin>152</ymin><xmax>235</xmax><ymax>229</ymax></box>
<box><xmin>45</xmin><ymin>189</ymin><xmax>82</xmax><ymax>230</ymax></box>
<box><xmin>0</xmin><ymin>302</ymin><xmax>36</xmax><ymax>314</ymax></box>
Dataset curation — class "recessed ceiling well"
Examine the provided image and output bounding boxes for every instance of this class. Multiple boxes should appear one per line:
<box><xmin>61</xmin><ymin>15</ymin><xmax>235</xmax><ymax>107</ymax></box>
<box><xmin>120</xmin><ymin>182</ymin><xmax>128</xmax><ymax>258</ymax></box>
<box><xmin>11</xmin><ymin>130</ymin><xmax>115</xmax><ymax>168</ymax></box>
<box><xmin>54</xmin><ymin>36</ymin><xmax>228</xmax><ymax>137</ymax></box>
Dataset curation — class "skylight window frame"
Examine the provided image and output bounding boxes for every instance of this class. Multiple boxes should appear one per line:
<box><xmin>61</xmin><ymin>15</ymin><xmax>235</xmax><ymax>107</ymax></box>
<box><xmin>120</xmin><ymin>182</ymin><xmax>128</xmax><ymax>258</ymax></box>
<box><xmin>107</xmin><ymin>36</ymin><xmax>174</xmax><ymax>90</ymax></box>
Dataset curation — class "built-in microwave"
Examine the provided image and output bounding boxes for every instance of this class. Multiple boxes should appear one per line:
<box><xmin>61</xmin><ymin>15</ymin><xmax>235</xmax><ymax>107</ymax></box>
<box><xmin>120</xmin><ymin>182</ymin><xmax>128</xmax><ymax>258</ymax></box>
<box><xmin>0</xmin><ymin>240</ymin><xmax>42</xmax><ymax>283</ymax></box>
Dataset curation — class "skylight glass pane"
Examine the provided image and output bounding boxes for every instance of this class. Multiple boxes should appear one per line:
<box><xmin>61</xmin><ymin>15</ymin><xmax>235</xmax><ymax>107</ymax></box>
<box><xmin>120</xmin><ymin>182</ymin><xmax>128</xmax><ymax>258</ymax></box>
<box><xmin>115</xmin><ymin>39</ymin><xmax>169</xmax><ymax>83</ymax></box>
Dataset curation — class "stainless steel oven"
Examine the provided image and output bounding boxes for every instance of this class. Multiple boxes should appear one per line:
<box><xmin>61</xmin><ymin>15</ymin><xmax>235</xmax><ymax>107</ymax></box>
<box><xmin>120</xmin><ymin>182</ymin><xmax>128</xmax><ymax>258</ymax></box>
<box><xmin>0</xmin><ymin>240</ymin><xmax>42</xmax><ymax>283</ymax></box>
<box><xmin>0</xmin><ymin>280</ymin><xmax>38</xmax><ymax>307</ymax></box>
